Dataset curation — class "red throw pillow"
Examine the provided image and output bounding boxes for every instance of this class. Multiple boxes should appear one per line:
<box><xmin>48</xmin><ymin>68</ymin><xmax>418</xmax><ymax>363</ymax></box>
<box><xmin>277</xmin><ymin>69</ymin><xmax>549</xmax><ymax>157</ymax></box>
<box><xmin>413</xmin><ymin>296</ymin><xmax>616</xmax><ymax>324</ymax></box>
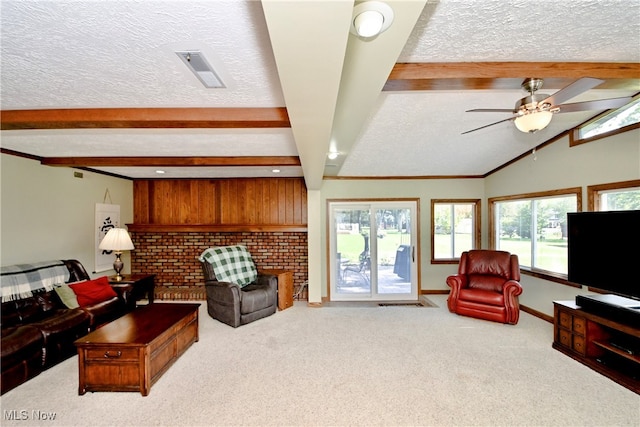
<box><xmin>69</xmin><ymin>276</ymin><xmax>117</xmax><ymax>307</ymax></box>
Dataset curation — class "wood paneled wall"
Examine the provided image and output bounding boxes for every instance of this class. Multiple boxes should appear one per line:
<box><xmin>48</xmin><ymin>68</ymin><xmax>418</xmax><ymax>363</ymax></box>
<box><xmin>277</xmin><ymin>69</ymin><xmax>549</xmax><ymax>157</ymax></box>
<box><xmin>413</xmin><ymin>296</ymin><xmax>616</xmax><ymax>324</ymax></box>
<box><xmin>132</xmin><ymin>178</ymin><xmax>307</xmax><ymax>228</ymax></box>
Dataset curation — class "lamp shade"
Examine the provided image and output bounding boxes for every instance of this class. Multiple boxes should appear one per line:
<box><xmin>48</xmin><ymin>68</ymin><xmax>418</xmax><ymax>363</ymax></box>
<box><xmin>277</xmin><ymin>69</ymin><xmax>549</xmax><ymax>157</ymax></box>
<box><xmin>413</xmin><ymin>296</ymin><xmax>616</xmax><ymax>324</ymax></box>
<box><xmin>514</xmin><ymin>111</ymin><xmax>553</xmax><ymax>133</ymax></box>
<box><xmin>99</xmin><ymin>228</ymin><xmax>134</xmax><ymax>251</ymax></box>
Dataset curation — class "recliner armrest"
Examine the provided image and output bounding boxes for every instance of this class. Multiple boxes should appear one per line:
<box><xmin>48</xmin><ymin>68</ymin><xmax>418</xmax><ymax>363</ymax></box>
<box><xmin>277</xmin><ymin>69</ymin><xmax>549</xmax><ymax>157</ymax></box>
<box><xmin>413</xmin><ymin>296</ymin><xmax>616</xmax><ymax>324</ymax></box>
<box><xmin>445</xmin><ymin>274</ymin><xmax>469</xmax><ymax>313</ymax></box>
<box><xmin>502</xmin><ymin>279</ymin><xmax>523</xmax><ymax>324</ymax></box>
<box><xmin>204</xmin><ymin>280</ymin><xmax>242</xmax><ymax>302</ymax></box>
<box><xmin>502</xmin><ymin>279</ymin><xmax>523</xmax><ymax>296</ymax></box>
<box><xmin>446</xmin><ymin>274</ymin><xmax>468</xmax><ymax>291</ymax></box>
<box><xmin>254</xmin><ymin>274</ymin><xmax>277</xmax><ymax>292</ymax></box>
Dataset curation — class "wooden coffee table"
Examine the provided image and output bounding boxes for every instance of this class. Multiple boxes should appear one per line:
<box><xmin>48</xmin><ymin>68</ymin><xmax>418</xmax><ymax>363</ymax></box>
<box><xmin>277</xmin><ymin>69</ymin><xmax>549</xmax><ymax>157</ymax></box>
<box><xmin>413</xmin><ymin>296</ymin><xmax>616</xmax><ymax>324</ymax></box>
<box><xmin>74</xmin><ymin>303</ymin><xmax>200</xmax><ymax>396</ymax></box>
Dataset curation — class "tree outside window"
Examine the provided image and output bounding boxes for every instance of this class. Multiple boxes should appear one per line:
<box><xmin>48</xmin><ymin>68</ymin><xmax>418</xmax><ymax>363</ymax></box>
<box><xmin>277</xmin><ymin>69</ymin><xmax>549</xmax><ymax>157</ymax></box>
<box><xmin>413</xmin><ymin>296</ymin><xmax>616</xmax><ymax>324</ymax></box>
<box><xmin>600</xmin><ymin>188</ymin><xmax>640</xmax><ymax>211</ymax></box>
<box><xmin>493</xmin><ymin>192</ymin><xmax>579</xmax><ymax>276</ymax></box>
<box><xmin>432</xmin><ymin>200</ymin><xmax>480</xmax><ymax>262</ymax></box>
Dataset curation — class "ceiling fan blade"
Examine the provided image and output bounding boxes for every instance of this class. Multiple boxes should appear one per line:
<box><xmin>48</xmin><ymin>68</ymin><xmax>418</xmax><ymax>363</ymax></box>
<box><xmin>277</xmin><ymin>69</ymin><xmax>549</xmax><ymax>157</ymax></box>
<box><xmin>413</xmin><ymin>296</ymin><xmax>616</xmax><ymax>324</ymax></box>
<box><xmin>466</xmin><ymin>108</ymin><xmax>515</xmax><ymax>113</ymax></box>
<box><xmin>555</xmin><ymin>96</ymin><xmax>632</xmax><ymax>113</ymax></box>
<box><xmin>540</xmin><ymin>77</ymin><xmax>604</xmax><ymax>107</ymax></box>
<box><xmin>461</xmin><ymin>117</ymin><xmax>515</xmax><ymax>134</ymax></box>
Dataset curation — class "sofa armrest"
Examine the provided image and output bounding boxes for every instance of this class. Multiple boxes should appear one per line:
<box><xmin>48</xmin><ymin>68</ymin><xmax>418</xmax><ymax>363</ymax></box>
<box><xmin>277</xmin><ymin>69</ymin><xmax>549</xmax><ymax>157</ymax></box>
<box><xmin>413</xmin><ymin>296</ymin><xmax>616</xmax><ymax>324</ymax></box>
<box><xmin>80</xmin><ymin>296</ymin><xmax>125</xmax><ymax>330</ymax></box>
<box><xmin>109</xmin><ymin>283</ymin><xmax>136</xmax><ymax>312</ymax></box>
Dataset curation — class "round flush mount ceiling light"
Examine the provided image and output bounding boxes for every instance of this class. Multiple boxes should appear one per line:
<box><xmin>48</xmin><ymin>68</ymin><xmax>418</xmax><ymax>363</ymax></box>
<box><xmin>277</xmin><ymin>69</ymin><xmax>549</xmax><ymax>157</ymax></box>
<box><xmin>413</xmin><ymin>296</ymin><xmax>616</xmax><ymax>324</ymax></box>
<box><xmin>350</xmin><ymin>1</ymin><xmax>394</xmax><ymax>39</ymax></box>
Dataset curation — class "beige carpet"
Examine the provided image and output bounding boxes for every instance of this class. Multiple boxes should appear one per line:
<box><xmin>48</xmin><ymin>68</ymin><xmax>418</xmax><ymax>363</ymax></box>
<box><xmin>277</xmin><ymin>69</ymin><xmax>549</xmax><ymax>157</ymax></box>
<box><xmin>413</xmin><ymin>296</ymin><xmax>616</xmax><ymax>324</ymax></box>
<box><xmin>1</xmin><ymin>295</ymin><xmax>638</xmax><ymax>426</ymax></box>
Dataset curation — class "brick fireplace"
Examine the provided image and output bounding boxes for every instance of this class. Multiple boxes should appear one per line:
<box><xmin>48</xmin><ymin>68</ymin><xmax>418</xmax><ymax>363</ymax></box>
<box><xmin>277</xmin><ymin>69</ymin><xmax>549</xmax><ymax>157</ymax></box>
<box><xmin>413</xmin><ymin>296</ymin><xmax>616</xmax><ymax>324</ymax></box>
<box><xmin>131</xmin><ymin>231</ymin><xmax>308</xmax><ymax>300</ymax></box>
<box><xmin>130</xmin><ymin>177</ymin><xmax>309</xmax><ymax>300</ymax></box>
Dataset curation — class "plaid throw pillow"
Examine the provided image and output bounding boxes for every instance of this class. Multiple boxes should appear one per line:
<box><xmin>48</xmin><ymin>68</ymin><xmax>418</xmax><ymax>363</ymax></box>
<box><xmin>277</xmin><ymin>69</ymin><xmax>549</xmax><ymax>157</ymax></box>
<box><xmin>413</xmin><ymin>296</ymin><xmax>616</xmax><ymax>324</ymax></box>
<box><xmin>200</xmin><ymin>245</ymin><xmax>257</xmax><ymax>287</ymax></box>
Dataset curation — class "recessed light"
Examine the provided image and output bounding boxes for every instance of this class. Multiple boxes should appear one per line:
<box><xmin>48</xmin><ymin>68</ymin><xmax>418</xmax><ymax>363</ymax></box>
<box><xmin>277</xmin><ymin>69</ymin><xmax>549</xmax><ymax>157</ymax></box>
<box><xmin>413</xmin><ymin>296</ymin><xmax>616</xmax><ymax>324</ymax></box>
<box><xmin>272</xmin><ymin>169</ymin><xmax>281</xmax><ymax>173</ymax></box>
<box><xmin>155</xmin><ymin>170</ymin><xmax>166</xmax><ymax>174</ymax></box>
<box><xmin>350</xmin><ymin>1</ymin><xmax>394</xmax><ymax>39</ymax></box>
<box><xmin>327</xmin><ymin>151</ymin><xmax>339</xmax><ymax>160</ymax></box>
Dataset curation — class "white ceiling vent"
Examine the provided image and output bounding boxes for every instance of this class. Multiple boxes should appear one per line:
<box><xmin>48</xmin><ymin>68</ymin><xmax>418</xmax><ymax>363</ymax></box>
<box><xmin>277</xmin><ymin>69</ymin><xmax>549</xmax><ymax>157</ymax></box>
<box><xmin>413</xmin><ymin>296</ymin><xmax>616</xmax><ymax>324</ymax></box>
<box><xmin>176</xmin><ymin>51</ymin><xmax>225</xmax><ymax>88</ymax></box>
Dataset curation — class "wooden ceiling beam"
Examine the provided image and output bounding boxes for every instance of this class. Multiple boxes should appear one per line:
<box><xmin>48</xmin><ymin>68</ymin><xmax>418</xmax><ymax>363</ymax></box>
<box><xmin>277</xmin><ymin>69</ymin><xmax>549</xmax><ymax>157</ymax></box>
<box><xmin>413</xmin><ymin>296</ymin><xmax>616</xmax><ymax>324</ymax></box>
<box><xmin>1</xmin><ymin>107</ymin><xmax>290</xmax><ymax>130</ymax></box>
<box><xmin>41</xmin><ymin>156</ymin><xmax>301</xmax><ymax>167</ymax></box>
<box><xmin>385</xmin><ymin>62</ymin><xmax>640</xmax><ymax>91</ymax></box>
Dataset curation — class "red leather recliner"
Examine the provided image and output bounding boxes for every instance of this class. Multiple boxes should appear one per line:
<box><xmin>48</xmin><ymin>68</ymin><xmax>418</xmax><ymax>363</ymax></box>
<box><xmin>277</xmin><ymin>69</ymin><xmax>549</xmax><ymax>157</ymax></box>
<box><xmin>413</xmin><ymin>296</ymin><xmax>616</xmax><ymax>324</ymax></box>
<box><xmin>446</xmin><ymin>250</ymin><xmax>523</xmax><ymax>325</ymax></box>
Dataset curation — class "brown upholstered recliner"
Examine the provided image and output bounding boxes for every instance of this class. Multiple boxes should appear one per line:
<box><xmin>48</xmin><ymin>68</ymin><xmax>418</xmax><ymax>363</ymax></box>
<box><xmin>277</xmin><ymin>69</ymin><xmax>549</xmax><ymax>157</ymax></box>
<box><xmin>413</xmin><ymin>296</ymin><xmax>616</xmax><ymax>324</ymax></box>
<box><xmin>200</xmin><ymin>260</ymin><xmax>277</xmax><ymax>328</ymax></box>
<box><xmin>446</xmin><ymin>250</ymin><xmax>523</xmax><ymax>325</ymax></box>
<box><xmin>199</xmin><ymin>246</ymin><xmax>277</xmax><ymax>328</ymax></box>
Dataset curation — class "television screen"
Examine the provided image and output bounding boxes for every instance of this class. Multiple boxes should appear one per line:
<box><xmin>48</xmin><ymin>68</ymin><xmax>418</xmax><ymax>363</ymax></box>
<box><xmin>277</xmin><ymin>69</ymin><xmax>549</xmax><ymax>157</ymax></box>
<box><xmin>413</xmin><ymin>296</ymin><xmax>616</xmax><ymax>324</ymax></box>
<box><xmin>567</xmin><ymin>210</ymin><xmax>640</xmax><ymax>300</ymax></box>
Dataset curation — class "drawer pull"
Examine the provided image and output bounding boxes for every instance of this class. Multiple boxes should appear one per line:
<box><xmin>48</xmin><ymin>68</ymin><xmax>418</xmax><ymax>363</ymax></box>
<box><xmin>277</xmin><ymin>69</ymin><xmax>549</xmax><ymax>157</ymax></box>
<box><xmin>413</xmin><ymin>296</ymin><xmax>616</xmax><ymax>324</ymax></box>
<box><xmin>104</xmin><ymin>351</ymin><xmax>122</xmax><ymax>358</ymax></box>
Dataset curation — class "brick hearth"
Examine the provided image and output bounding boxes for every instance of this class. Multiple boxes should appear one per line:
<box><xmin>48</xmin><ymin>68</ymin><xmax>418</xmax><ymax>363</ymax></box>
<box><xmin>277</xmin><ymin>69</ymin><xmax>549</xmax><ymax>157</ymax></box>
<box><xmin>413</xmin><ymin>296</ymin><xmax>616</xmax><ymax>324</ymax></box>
<box><xmin>131</xmin><ymin>231</ymin><xmax>308</xmax><ymax>300</ymax></box>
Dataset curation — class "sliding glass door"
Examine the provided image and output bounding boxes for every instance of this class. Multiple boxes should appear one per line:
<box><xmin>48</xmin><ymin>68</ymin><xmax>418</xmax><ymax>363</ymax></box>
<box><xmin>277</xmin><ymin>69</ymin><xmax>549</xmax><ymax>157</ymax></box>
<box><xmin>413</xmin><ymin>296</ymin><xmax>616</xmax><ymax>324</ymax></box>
<box><xmin>329</xmin><ymin>200</ymin><xmax>418</xmax><ymax>301</ymax></box>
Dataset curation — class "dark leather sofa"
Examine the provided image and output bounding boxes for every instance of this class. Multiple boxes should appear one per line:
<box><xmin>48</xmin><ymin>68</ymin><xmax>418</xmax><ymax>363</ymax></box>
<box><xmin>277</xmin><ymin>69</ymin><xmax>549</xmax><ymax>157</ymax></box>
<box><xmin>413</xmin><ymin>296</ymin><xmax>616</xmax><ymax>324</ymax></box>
<box><xmin>1</xmin><ymin>259</ymin><xmax>134</xmax><ymax>394</ymax></box>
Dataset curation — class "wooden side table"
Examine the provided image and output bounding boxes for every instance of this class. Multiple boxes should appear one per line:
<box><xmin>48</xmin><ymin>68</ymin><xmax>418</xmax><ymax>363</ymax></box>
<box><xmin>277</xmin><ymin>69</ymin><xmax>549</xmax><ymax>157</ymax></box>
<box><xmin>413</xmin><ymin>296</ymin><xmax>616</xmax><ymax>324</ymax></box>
<box><xmin>108</xmin><ymin>274</ymin><xmax>155</xmax><ymax>306</ymax></box>
<box><xmin>261</xmin><ymin>269</ymin><xmax>293</xmax><ymax>310</ymax></box>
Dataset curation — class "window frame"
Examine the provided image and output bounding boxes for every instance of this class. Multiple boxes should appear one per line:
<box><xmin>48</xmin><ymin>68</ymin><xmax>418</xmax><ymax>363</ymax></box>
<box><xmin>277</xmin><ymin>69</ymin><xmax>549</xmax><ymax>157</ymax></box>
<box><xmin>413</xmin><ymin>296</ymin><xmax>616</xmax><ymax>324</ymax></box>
<box><xmin>431</xmin><ymin>199</ymin><xmax>481</xmax><ymax>264</ymax></box>
<box><xmin>570</xmin><ymin>94</ymin><xmax>640</xmax><ymax>147</ymax></box>
<box><xmin>587</xmin><ymin>179</ymin><xmax>640</xmax><ymax>211</ymax></box>
<box><xmin>489</xmin><ymin>187</ymin><xmax>582</xmax><ymax>286</ymax></box>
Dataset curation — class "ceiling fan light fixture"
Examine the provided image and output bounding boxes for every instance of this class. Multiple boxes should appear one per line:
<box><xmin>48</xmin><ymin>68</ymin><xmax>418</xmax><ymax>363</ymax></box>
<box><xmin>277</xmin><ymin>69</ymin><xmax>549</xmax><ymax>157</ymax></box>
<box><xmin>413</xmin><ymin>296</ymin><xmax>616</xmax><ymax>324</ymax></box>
<box><xmin>514</xmin><ymin>111</ymin><xmax>553</xmax><ymax>133</ymax></box>
<box><xmin>350</xmin><ymin>1</ymin><xmax>394</xmax><ymax>39</ymax></box>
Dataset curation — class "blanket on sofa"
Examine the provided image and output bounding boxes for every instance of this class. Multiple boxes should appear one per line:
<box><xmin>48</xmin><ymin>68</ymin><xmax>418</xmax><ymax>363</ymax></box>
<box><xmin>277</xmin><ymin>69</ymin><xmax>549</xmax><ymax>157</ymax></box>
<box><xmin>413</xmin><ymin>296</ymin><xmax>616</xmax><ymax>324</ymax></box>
<box><xmin>1</xmin><ymin>261</ymin><xmax>70</xmax><ymax>302</ymax></box>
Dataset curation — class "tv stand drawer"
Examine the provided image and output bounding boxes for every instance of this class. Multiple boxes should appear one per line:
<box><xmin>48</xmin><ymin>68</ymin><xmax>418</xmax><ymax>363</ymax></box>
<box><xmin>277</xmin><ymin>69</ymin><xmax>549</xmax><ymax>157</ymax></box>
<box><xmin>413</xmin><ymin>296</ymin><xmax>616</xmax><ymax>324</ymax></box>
<box><xmin>553</xmin><ymin>300</ymin><xmax>639</xmax><ymax>395</ymax></box>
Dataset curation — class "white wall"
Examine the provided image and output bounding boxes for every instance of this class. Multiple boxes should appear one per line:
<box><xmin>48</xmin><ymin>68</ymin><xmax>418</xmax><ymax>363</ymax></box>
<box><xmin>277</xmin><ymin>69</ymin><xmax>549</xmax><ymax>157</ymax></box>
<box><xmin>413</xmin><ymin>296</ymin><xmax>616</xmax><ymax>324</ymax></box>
<box><xmin>1</xmin><ymin>154</ymin><xmax>133</xmax><ymax>276</ymax></box>
<box><xmin>485</xmin><ymin>128</ymin><xmax>640</xmax><ymax>316</ymax></box>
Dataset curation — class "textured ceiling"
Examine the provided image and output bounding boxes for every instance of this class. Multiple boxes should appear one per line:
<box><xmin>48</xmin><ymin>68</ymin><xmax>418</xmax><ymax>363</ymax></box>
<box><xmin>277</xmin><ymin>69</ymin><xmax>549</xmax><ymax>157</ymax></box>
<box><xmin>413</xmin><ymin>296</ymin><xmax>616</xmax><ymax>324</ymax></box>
<box><xmin>1</xmin><ymin>0</ymin><xmax>639</xmax><ymax>187</ymax></box>
<box><xmin>1</xmin><ymin>0</ymin><xmax>284</xmax><ymax>108</ymax></box>
<box><xmin>402</xmin><ymin>1</ymin><xmax>639</xmax><ymax>62</ymax></box>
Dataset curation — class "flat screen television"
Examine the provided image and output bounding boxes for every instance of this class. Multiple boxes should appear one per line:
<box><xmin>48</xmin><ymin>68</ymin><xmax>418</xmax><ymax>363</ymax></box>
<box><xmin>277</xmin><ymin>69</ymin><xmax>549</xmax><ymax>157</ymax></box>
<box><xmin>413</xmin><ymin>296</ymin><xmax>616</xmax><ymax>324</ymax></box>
<box><xmin>567</xmin><ymin>210</ymin><xmax>640</xmax><ymax>301</ymax></box>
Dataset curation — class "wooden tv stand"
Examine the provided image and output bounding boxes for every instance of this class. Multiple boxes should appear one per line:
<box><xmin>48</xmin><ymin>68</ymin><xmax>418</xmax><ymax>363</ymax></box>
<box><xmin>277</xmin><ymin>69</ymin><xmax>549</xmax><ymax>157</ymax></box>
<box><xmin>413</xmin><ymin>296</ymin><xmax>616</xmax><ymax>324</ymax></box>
<box><xmin>553</xmin><ymin>300</ymin><xmax>639</xmax><ymax>394</ymax></box>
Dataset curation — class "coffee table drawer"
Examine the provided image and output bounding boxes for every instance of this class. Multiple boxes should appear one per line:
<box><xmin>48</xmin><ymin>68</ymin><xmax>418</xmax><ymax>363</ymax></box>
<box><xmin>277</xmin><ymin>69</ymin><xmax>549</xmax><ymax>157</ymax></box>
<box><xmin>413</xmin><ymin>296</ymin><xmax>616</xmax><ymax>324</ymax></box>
<box><xmin>85</xmin><ymin>347</ymin><xmax>139</xmax><ymax>361</ymax></box>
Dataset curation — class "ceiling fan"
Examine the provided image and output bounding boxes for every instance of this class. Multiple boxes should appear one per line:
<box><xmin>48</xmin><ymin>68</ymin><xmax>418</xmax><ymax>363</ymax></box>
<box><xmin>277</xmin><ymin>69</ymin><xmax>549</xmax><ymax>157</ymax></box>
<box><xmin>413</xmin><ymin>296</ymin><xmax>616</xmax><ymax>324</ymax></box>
<box><xmin>462</xmin><ymin>77</ymin><xmax>632</xmax><ymax>134</ymax></box>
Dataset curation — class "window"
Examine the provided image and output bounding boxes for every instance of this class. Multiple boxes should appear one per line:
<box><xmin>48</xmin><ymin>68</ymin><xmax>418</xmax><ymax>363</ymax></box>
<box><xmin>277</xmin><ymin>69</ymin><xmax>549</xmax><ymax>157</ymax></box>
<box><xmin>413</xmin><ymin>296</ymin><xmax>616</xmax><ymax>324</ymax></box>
<box><xmin>432</xmin><ymin>200</ymin><xmax>480</xmax><ymax>263</ymax></box>
<box><xmin>490</xmin><ymin>188</ymin><xmax>581</xmax><ymax>277</ymax></box>
<box><xmin>571</xmin><ymin>95</ymin><xmax>640</xmax><ymax>146</ymax></box>
<box><xmin>588</xmin><ymin>179</ymin><xmax>640</xmax><ymax>211</ymax></box>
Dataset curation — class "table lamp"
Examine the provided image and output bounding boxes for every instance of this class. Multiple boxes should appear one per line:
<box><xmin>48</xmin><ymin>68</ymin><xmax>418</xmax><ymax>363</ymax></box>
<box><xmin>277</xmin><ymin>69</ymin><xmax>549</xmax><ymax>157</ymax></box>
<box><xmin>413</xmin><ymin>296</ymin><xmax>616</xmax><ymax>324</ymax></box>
<box><xmin>99</xmin><ymin>228</ymin><xmax>134</xmax><ymax>281</ymax></box>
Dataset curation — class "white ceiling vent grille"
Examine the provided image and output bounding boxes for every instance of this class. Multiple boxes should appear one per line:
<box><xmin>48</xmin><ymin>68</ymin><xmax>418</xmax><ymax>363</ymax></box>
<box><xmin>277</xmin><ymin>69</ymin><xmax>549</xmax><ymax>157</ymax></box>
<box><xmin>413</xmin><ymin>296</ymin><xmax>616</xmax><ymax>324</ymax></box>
<box><xmin>176</xmin><ymin>51</ymin><xmax>225</xmax><ymax>88</ymax></box>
